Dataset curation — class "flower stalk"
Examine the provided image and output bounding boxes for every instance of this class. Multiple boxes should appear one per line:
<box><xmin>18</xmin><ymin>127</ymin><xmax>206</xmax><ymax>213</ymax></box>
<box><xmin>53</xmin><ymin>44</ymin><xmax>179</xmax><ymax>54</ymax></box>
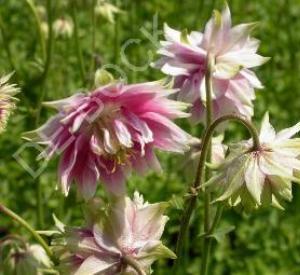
<box><xmin>175</xmin><ymin>113</ymin><xmax>260</xmax><ymax>272</ymax></box>
<box><xmin>34</xmin><ymin>0</ymin><xmax>54</xmax><ymax>230</ymax></box>
<box><xmin>202</xmin><ymin>52</ymin><xmax>214</xmax><ymax>275</ymax></box>
<box><xmin>71</xmin><ymin>2</ymin><xmax>86</xmax><ymax>86</ymax></box>
<box><xmin>25</xmin><ymin>0</ymin><xmax>46</xmax><ymax>60</ymax></box>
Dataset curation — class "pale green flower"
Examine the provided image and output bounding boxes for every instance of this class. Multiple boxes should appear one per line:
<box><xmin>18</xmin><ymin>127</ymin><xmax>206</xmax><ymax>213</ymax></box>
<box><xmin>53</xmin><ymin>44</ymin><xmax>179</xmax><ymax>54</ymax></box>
<box><xmin>51</xmin><ymin>192</ymin><xmax>176</xmax><ymax>274</ymax></box>
<box><xmin>0</xmin><ymin>73</ymin><xmax>19</xmax><ymax>133</ymax></box>
<box><xmin>1</xmin><ymin>243</ymin><xmax>52</xmax><ymax>275</ymax></box>
<box><xmin>53</xmin><ymin>17</ymin><xmax>74</xmax><ymax>39</ymax></box>
<box><xmin>95</xmin><ymin>0</ymin><xmax>123</xmax><ymax>24</ymax></box>
<box><xmin>207</xmin><ymin>113</ymin><xmax>300</xmax><ymax>210</ymax></box>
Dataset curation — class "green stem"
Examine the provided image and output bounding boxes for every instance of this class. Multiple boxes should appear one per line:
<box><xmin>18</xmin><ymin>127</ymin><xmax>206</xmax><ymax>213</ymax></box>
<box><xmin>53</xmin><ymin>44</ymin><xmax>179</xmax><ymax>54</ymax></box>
<box><xmin>202</xmin><ymin>53</ymin><xmax>214</xmax><ymax>275</ymax></box>
<box><xmin>0</xmin><ymin>204</ymin><xmax>54</xmax><ymax>262</ymax></box>
<box><xmin>36</xmin><ymin>0</ymin><xmax>54</xmax><ymax>125</ymax></box>
<box><xmin>25</xmin><ymin>0</ymin><xmax>46</xmax><ymax>60</ymax></box>
<box><xmin>0</xmin><ymin>18</ymin><xmax>18</xmax><ymax>75</ymax></box>
<box><xmin>123</xmin><ymin>255</ymin><xmax>146</xmax><ymax>275</ymax></box>
<box><xmin>35</xmin><ymin>0</ymin><xmax>54</xmax><ymax>229</ymax></box>
<box><xmin>71</xmin><ymin>2</ymin><xmax>86</xmax><ymax>86</ymax></box>
<box><xmin>175</xmin><ymin>114</ymin><xmax>260</xmax><ymax>271</ymax></box>
<box><xmin>90</xmin><ymin>0</ymin><xmax>96</xmax><ymax>79</ymax></box>
<box><xmin>114</xmin><ymin>0</ymin><xmax>120</xmax><ymax>64</ymax></box>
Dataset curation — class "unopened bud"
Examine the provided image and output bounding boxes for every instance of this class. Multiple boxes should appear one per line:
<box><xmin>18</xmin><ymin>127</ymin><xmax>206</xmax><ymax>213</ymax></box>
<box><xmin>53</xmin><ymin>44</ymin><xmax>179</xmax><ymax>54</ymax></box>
<box><xmin>53</xmin><ymin>17</ymin><xmax>74</xmax><ymax>39</ymax></box>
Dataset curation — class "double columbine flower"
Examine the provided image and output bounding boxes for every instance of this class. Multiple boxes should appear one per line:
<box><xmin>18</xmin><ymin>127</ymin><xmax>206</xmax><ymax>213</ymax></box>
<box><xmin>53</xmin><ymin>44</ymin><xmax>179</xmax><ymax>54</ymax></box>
<box><xmin>154</xmin><ymin>5</ymin><xmax>269</xmax><ymax>124</ymax></box>
<box><xmin>207</xmin><ymin>113</ymin><xmax>300</xmax><ymax>210</ymax></box>
<box><xmin>26</xmin><ymin>81</ymin><xmax>190</xmax><ymax>199</ymax></box>
<box><xmin>1</xmin><ymin>241</ymin><xmax>52</xmax><ymax>275</ymax></box>
<box><xmin>52</xmin><ymin>192</ymin><xmax>175</xmax><ymax>274</ymax></box>
<box><xmin>0</xmin><ymin>73</ymin><xmax>19</xmax><ymax>133</ymax></box>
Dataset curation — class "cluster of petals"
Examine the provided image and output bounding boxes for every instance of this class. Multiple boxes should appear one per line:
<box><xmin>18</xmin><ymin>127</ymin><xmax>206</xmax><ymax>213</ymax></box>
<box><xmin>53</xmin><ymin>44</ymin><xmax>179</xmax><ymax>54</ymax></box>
<box><xmin>0</xmin><ymin>73</ymin><xmax>19</xmax><ymax>133</ymax></box>
<box><xmin>154</xmin><ymin>4</ymin><xmax>269</xmax><ymax>124</ymax></box>
<box><xmin>26</xmin><ymin>81</ymin><xmax>190</xmax><ymax>199</ymax></box>
<box><xmin>207</xmin><ymin>113</ymin><xmax>300</xmax><ymax>210</ymax></box>
<box><xmin>52</xmin><ymin>192</ymin><xmax>175</xmax><ymax>274</ymax></box>
<box><xmin>1</xmin><ymin>240</ymin><xmax>52</xmax><ymax>275</ymax></box>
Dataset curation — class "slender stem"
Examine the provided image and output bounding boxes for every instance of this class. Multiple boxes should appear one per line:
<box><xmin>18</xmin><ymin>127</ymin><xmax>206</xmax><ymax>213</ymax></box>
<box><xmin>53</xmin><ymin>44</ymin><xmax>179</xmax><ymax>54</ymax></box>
<box><xmin>0</xmin><ymin>18</ymin><xmax>17</xmax><ymax>75</ymax></box>
<box><xmin>35</xmin><ymin>0</ymin><xmax>54</xmax><ymax>229</ymax></box>
<box><xmin>208</xmin><ymin>204</ymin><xmax>224</xmax><ymax>235</ymax></box>
<box><xmin>36</xmin><ymin>0</ymin><xmax>54</xmax><ymax>125</ymax></box>
<box><xmin>90</xmin><ymin>0</ymin><xmax>96</xmax><ymax>79</ymax></box>
<box><xmin>123</xmin><ymin>255</ymin><xmax>146</xmax><ymax>275</ymax></box>
<box><xmin>114</xmin><ymin>0</ymin><xmax>120</xmax><ymax>64</ymax></box>
<box><xmin>25</xmin><ymin>0</ymin><xmax>46</xmax><ymax>60</ymax></box>
<box><xmin>202</xmin><ymin>53</ymin><xmax>214</xmax><ymax>275</ymax></box>
<box><xmin>0</xmin><ymin>204</ymin><xmax>54</xmax><ymax>261</ymax></box>
<box><xmin>71</xmin><ymin>2</ymin><xmax>86</xmax><ymax>86</ymax></box>
<box><xmin>175</xmin><ymin>114</ymin><xmax>260</xmax><ymax>270</ymax></box>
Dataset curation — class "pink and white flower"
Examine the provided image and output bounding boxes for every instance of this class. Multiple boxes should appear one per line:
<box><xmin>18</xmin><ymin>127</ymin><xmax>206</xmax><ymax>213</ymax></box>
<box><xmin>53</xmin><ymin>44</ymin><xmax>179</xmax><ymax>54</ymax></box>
<box><xmin>26</xmin><ymin>81</ymin><xmax>190</xmax><ymax>199</ymax></box>
<box><xmin>52</xmin><ymin>192</ymin><xmax>176</xmax><ymax>274</ymax></box>
<box><xmin>206</xmin><ymin>113</ymin><xmax>300</xmax><ymax>210</ymax></box>
<box><xmin>0</xmin><ymin>73</ymin><xmax>19</xmax><ymax>133</ymax></box>
<box><xmin>154</xmin><ymin>4</ymin><xmax>269</xmax><ymax>124</ymax></box>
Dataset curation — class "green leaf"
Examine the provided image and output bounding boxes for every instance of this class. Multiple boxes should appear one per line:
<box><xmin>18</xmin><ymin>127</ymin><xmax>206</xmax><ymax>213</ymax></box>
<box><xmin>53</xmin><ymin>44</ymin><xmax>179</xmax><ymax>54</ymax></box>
<box><xmin>208</xmin><ymin>225</ymin><xmax>235</xmax><ymax>243</ymax></box>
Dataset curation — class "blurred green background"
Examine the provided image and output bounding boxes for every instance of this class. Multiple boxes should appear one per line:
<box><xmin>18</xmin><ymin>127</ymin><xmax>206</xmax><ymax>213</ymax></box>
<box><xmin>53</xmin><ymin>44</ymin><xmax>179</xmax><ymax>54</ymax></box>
<box><xmin>1</xmin><ymin>0</ymin><xmax>300</xmax><ymax>274</ymax></box>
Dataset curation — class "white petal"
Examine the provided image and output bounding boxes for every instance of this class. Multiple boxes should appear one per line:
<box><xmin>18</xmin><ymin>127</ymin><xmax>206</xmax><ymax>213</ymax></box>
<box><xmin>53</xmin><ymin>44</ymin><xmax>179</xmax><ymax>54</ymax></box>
<box><xmin>240</xmin><ymin>69</ymin><xmax>263</xmax><ymax>89</ymax></box>
<box><xmin>164</xmin><ymin>23</ymin><xmax>181</xmax><ymax>42</ymax></box>
<box><xmin>259</xmin><ymin>112</ymin><xmax>276</xmax><ymax>143</ymax></box>
<box><xmin>74</xmin><ymin>255</ymin><xmax>118</xmax><ymax>275</ymax></box>
<box><xmin>114</xmin><ymin>119</ymin><xmax>133</xmax><ymax>148</ymax></box>
<box><xmin>103</xmin><ymin>128</ymin><xmax>118</xmax><ymax>154</ymax></box>
<box><xmin>218</xmin><ymin>51</ymin><xmax>269</xmax><ymax>69</ymax></box>
<box><xmin>214</xmin><ymin>60</ymin><xmax>241</xmax><ymax>79</ymax></box>
<box><xmin>275</xmin><ymin>122</ymin><xmax>300</xmax><ymax>142</ymax></box>
<box><xmin>245</xmin><ymin>156</ymin><xmax>265</xmax><ymax>204</ymax></box>
<box><xmin>161</xmin><ymin>63</ymin><xmax>189</xmax><ymax>76</ymax></box>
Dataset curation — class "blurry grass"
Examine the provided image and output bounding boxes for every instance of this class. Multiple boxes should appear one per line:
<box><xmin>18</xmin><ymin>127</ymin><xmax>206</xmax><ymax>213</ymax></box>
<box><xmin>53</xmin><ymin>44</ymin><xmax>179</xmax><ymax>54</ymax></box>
<box><xmin>1</xmin><ymin>0</ymin><xmax>300</xmax><ymax>274</ymax></box>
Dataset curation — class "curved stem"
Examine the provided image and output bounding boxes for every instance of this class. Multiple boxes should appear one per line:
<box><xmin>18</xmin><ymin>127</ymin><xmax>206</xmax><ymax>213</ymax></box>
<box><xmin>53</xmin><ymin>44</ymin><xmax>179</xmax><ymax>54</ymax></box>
<box><xmin>0</xmin><ymin>204</ymin><xmax>54</xmax><ymax>262</ymax></box>
<box><xmin>175</xmin><ymin>114</ymin><xmax>260</xmax><ymax>270</ymax></box>
<box><xmin>71</xmin><ymin>2</ymin><xmax>86</xmax><ymax>86</ymax></box>
<box><xmin>123</xmin><ymin>255</ymin><xmax>146</xmax><ymax>275</ymax></box>
<box><xmin>25</xmin><ymin>0</ymin><xmax>46</xmax><ymax>60</ymax></box>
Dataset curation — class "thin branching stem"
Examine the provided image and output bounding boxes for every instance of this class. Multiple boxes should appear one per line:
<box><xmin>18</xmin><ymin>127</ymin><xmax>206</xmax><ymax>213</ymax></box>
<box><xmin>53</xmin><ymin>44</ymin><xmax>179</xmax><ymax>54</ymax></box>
<box><xmin>25</xmin><ymin>0</ymin><xmax>46</xmax><ymax>60</ymax></box>
<box><xmin>71</xmin><ymin>2</ymin><xmax>86</xmax><ymax>86</ymax></box>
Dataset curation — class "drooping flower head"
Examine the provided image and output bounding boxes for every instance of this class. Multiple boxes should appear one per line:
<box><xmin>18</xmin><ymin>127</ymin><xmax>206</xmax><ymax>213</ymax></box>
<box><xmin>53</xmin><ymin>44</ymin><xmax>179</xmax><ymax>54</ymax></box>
<box><xmin>25</xmin><ymin>79</ymin><xmax>190</xmax><ymax>199</ymax></box>
<box><xmin>207</xmin><ymin>113</ymin><xmax>300</xmax><ymax>210</ymax></box>
<box><xmin>0</xmin><ymin>73</ymin><xmax>19</xmax><ymax>133</ymax></box>
<box><xmin>154</xmin><ymin>4</ymin><xmax>269</xmax><ymax>124</ymax></box>
<box><xmin>51</xmin><ymin>192</ymin><xmax>176</xmax><ymax>274</ymax></box>
<box><xmin>0</xmin><ymin>237</ymin><xmax>52</xmax><ymax>275</ymax></box>
<box><xmin>95</xmin><ymin>0</ymin><xmax>123</xmax><ymax>24</ymax></box>
<box><xmin>53</xmin><ymin>17</ymin><xmax>74</xmax><ymax>39</ymax></box>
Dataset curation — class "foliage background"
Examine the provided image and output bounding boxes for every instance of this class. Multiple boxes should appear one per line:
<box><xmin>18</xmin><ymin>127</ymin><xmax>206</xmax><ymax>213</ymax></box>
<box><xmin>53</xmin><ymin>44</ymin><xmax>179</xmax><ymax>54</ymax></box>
<box><xmin>1</xmin><ymin>0</ymin><xmax>300</xmax><ymax>274</ymax></box>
